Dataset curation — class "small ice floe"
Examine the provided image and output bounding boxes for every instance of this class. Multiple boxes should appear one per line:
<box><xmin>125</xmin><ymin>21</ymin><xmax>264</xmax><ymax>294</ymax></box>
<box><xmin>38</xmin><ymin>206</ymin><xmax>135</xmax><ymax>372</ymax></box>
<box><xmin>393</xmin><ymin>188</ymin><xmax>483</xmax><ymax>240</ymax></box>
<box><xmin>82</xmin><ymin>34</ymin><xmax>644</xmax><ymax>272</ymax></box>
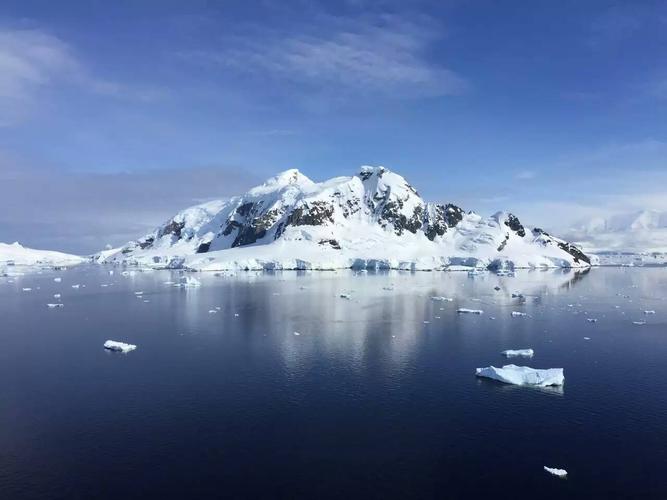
<box><xmin>103</xmin><ymin>340</ymin><xmax>137</xmax><ymax>353</ymax></box>
<box><xmin>164</xmin><ymin>281</ymin><xmax>175</xmax><ymax>285</ymax></box>
<box><xmin>180</xmin><ymin>276</ymin><xmax>201</xmax><ymax>288</ymax></box>
<box><xmin>54</xmin><ymin>277</ymin><xmax>62</xmax><ymax>282</ymax></box>
<box><xmin>47</xmin><ymin>303</ymin><xmax>64</xmax><ymax>308</ymax></box>
<box><xmin>293</xmin><ymin>331</ymin><xmax>301</xmax><ymax>336</ymax></box>
<box><xmin>109</xmin><ymin>270</ymin><xmax>114</xmax><ymax>275</ymax></box>
<box><xmin>511</xmin><ymin>311</ymin><xmax>527</xmax><ymax>317</ymax></box>
<box><xmin>544</xmin><ymin>466</ymin><xmax>567</xmax><ymax>478</ymax></box>
<box><xmin>501</xmin><ymin>349</ymin><xmax>534</xmax><ymax>358</ymax></box>
<box><xmin>423</xmin><ymin>321</ymin><xmax>430</xmax><ymax>324</ymax></box>
<box><xmin>22</xmin><ymin>287</ymin><xmax>32</xmax><ymax>291</ymax></box>
<box><xmin>457</xmin><ymin>308</ymin><xmax>483</xmax><ymax>314</ymax></box>
<box><xmin>587</xmin><ymin>318</ymin><xmax>598</xmax><ymax>323</ymax></box>
<box><xmin>53</xmin><ymin>293</ymin><xmax>61</xmax><ymax>298</ymax></box>
<box><xmin>584</xmin><ymin>337</ymin><xmax>591</xmax><ymax>340</ymax></box>
<box><xmin>431</xmin><ymin>296</ymin><xmax>453</xmax><ymax>302</ymax></box>
<box><xmin>340</xmin><ymin>293</ymin><xmax>352</xmax><ymax>300</ymax></box>
<box><xmin>234</xmin><ymin>313</ymin><xmax>239</xmax><ymax>317</ymax></box>
<box><xmin>134</xmin><ymin>291</ymin><xmax>143</xmax><ymax>296</ymax></box>
<box><xmin>208</xmin><ymin>309</ymin><xmax>217</xmax><ymax>314</ymax></box>
<box><xmin>633</xmin><ymin>320</ymin><xmax>646</xmax><ymax>326</ymax></box>
<box><xmin>644</xmin><ymin>310</ymin><xmax>656</xmax><ymax>315</ymax></box>
<box><xmin>475</xmin><ymin>364</ymin><xmax>564</xmax><ymax>387</ymax></box>
<box><xmin>71</xmin><ymin>284</ymin><xmax>80</xmax><ymax>289</ymax></box>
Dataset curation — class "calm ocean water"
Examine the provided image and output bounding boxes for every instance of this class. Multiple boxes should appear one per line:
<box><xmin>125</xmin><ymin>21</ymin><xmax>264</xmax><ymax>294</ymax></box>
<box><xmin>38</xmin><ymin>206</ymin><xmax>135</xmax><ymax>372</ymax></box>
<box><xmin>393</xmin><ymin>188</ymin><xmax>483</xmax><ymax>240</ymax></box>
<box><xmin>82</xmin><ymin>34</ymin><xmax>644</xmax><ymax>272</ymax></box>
<box><xmin>1</xmin><ymin>266</ymin><xmax>666</xmax><ymax>499</ymax></box>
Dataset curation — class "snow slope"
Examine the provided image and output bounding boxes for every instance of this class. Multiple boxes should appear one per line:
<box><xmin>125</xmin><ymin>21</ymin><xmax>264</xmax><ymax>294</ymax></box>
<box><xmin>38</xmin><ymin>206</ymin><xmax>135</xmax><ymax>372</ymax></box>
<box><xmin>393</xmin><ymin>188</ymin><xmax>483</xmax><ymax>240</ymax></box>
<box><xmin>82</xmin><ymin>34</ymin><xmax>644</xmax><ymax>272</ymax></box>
<box><xmin>98</xmin><ymin>166</ymin><xmax>591</xmax><ymax>271</ymax></box>
<box><xmin>0</xmin><ymin>242</ymin><xmax>85</xmax><ymax>267</ymax></box>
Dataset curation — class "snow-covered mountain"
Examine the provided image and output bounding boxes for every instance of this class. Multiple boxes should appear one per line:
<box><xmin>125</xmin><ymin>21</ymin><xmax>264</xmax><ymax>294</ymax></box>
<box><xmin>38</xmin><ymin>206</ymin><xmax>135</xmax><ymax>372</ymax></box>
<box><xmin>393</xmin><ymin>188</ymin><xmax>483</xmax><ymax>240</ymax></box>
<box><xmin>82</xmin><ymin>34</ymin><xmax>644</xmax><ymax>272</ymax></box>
<box><xmin>99</xmin><ymin>166</ymin><xmax>591</xmax><ymax>271</ymax></box>
<box><xmin>570</xmin><ymin>210</ymin><xmax>667</xmax><ymax>254</ymax></box>
<box><xmin>0</xmin><ymin>242</ymin><xmax>85</xmax><ymax>267</ymax></box>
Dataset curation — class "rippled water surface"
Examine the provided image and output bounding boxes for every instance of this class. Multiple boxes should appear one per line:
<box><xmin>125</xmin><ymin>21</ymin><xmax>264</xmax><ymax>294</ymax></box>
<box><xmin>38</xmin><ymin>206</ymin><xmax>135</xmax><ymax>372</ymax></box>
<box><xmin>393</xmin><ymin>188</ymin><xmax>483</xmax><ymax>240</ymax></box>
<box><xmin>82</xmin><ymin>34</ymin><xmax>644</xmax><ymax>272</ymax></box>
<box><xmin>1</xmin><ymin>266</ymin><xmax>666</xmax><ymax>499</ymax></box>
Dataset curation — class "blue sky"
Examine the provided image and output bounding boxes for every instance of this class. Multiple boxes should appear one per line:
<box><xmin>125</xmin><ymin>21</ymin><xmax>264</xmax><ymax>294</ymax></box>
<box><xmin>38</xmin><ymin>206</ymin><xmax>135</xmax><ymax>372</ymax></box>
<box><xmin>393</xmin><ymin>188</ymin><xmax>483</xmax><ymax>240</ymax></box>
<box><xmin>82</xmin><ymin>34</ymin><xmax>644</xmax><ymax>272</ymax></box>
<box><xmin>1</xmin><ymin>0</ymin><xmax>666</xmax><ymax>253</ymax></box>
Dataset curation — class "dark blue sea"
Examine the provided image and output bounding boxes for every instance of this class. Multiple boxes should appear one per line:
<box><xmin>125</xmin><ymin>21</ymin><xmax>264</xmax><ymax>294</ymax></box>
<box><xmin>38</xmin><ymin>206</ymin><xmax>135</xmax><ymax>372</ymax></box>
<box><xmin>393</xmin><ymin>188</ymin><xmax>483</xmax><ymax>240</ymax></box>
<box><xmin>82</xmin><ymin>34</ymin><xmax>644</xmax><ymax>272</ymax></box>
<box><xmin>1</xmin><ymin>266</ymin><xmax>666</xmax><ymax>499</ymax></box>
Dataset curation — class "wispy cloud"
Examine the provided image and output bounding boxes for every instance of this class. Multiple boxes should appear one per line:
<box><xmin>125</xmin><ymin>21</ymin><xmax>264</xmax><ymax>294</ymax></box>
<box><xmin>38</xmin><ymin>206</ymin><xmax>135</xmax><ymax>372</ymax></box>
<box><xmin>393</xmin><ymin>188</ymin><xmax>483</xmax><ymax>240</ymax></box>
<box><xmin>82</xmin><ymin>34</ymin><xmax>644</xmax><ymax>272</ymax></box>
<box><xmin>184</xmin><ymin>15</ymin><xmax>466</xmax><ymax>99</ymax></box>
<box><xmin>0</xmin><ymin>28</ymin><xmax>167</xmax><ymax>126</ymax></box>
<box><xmin>514</xmin><ymin>170</ymin><xmax>536</xmax><ymax>180</ymax></box>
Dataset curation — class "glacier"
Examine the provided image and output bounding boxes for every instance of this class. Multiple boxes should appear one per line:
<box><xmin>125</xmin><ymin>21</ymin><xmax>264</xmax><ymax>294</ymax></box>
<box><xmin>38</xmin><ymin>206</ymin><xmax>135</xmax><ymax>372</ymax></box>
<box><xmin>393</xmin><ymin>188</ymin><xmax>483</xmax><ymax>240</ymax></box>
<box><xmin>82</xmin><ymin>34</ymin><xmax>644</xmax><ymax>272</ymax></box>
<box><xmin>96</xmin><ymin>166</ymin><xmax>592</xmax><ymax>272</ymax></box>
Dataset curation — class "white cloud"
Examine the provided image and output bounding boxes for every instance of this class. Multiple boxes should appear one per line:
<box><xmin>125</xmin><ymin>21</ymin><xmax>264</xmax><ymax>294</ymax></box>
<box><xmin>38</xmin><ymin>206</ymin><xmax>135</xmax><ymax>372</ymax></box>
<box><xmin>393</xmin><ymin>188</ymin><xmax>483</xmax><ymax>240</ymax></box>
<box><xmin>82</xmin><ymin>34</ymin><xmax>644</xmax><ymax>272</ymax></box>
<box><xmin>188</xmin><ymin>15</ymin><xmax>466</xmax><ymax>98</ymax></box>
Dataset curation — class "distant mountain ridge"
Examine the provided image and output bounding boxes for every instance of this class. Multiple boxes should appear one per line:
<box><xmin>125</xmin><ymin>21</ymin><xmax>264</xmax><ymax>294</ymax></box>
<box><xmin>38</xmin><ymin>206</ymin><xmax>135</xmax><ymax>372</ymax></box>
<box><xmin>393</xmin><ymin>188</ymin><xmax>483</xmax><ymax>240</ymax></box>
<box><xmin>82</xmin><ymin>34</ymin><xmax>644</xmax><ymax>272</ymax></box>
<box><xmin>98</xmin><ymin>166</ymin><xmax>591</xmax><ymax>271</ymax></box>
<box><xmin>569</xmin><ymin>210</ymin><xmax>667</xmax><ymax>254</ymax></box>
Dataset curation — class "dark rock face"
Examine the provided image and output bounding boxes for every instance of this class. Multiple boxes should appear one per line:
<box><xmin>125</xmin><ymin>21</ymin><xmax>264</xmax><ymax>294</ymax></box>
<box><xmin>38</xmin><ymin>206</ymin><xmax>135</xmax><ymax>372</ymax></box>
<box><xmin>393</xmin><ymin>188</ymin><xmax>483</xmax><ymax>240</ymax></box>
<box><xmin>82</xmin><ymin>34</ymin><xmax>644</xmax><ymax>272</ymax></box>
<box><xmin>287</xmin><ymin>201</ymin><xmax>334</xmax><ymax>227</ymax></box>
<box><xmin>196</xmin><ymin>242</ymin><xmax>211</xmax><ymax>253</ymax></box>
<box><xmin>160</xmin><ymin>220</ymin><xmax>185</xmax><ymax>239</ymax></box>
<box><xmin>497</xmin><ymin>234</ymin><xmax>509</xmax><ymax>252</ymax></box>
<box><xmin>138</xmin><ymin>237</ymin><xmax>154</xmax><ymax>250</ymax></box>
<box><xmin>424</xmin><ymin>204</ymin><xmax>448</xmax><ymax>240</ymax></box>
<box><xmin>533</xmin><ymin>228</ymin><xmax>591</xmax><ymax>264</ymax></box>
<box><xmin>318</xmin><ymin>239</ymin><xmax>341</xmax><ymax>250</ymax></box>
<box><xmin>443</xmin><ymin>204</ymin><xmax>464</xmax><ymax>227</ymax></box>
<box><xmin>379</xmin><ymin>200</ymin><xmax>424</xmax><ymax>235</ymax></box>
<box><xmin>226</xmin><ymin>203</ymin><xmax>286</xmax><ymax>248</ymax></box>
<box><xmin>504</xmin><ymin>214</ymin><xmax>526</xmax><ymax>237</ymax></box>
<box><xmin>423</xmin><ymin>203</ymin><xmax>464</xmax><ymax>241</ymax></box>
<box><xmin>557</xmin><ymin>241</ymin><xmax>590</xmax><ymax>264</ymax></box>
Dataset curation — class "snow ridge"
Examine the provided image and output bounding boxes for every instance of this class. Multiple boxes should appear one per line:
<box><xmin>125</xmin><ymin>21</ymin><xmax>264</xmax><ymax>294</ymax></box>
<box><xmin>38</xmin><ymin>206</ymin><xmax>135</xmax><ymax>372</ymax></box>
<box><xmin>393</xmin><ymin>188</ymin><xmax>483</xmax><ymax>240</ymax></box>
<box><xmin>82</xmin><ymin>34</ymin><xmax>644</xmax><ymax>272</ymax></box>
<box><xmin>98</xmin><ymin>166</ymin><xmax>592</xmax><ymax>271</ymax></box>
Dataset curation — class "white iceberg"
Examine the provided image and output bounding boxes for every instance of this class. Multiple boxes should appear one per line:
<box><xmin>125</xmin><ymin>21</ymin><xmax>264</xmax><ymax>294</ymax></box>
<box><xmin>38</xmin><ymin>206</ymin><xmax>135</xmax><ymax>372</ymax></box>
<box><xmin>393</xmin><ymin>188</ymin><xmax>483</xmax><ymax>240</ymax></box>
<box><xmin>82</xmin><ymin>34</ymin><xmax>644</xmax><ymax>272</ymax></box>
<box><xmin>475</xmin><ymin>364</ymin><xmax>564</xmax><ymax>387</ymax></box>
<box><xmin>544</xmin><ymin>466</ymin><xmax>567</xmax><ymax>478</ymax></box>
<box><xmin>501</xmin><ymin>349</ymin><xmax>534</xmax><ymax>358</ymax></box>
<box><xmin>458</xmin><ymin>308</ymin><xmax>483</xmax><ymax>314</ymax></box>
<box><xmin>103</xmin><ymin>340</ymin><xmax>137</xmax><ymax>353</ymax></box>
<box><xmin>511</xmin><ymin>311</ymin><xmax>527</xmax><ymax>317</ymax></box>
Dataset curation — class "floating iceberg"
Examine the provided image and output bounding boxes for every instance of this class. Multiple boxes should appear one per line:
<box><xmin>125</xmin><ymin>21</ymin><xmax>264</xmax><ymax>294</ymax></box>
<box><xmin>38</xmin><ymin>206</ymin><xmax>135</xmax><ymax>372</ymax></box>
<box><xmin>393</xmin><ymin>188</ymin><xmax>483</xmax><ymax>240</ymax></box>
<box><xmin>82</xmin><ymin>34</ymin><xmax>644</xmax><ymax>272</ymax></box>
<box><xmin>544</xmin><ymin>466</ymin><xmax>567</xmax><ymax>478</ymax></box>
<box><xmin>475</xmin><ymin>364</ymin><xmax>564</xmax><ymax>387</ymax></box>
<box><xmin>501</xmin><ymin>349</ymin><xmax>534</xmax><ymax>358</ymax></box>
<box><xmin>103</xmin><ymin>340</ymin><xmax>137</xmax><ymax>353</ymax></box>
<box><xmin>511</xmin><ymin>311</ymin><xmax>527</xmax><ymax>317</ymax></box>
<box><xmin>458</xmin><ymin>308</ymin><xmax>483</xmax><ymax>314</ymax></box>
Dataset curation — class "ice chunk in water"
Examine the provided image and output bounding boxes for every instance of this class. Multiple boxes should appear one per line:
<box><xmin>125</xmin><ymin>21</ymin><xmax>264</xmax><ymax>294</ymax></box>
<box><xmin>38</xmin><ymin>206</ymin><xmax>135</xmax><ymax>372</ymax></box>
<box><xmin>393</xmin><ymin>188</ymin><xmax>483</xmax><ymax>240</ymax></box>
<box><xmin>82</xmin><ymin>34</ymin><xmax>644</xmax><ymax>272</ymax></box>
<box><xmin>103</xmin><ymin>340</ymin><xmax>137</xmax><ymax>353</ymax></box>
<box><xmin>475</xmin><ymin>364</ymin><xmax>564</xmax><ymax>386</ymax></box>
<box><xmin>457</xmin><ymin>308</ymin><xmax>483</xmax><ymax>314</ymax></box>
<box><xmin>544</xmin><ymin>466</ymin><xmax>567</xmax><ymax>478</ymax></box>
<box><xmin>501</xmin><ymin>349</ymin><xmax>534</xmax><ymax>358</ymax></box>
